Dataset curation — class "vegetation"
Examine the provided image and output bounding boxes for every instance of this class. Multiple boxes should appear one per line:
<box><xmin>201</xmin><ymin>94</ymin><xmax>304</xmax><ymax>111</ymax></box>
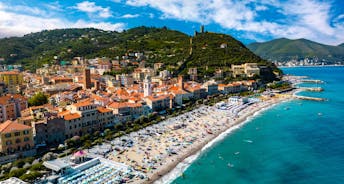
<box><xmin>28</xmin><ymin>92</ymin><xmax>48</xmax><ymax>106</ymax></box>
<box><xmin>0</xmin><ymin>156</ymin><xmax>47</xmax><ymax>182</ymax></box>
<box><xmin>0</xmin><ymin>26</ymin><xmax>278</xmax><ymax>81</ymax></box>
<box><xmin>268</xmin><ymin>81</ymin><xmax>292</xmax><ymax>90</ymax></box>
<box><xmin>247</xmin><ymin>38</ymin><xmax>344</xmax><ymax>63</ymax></box>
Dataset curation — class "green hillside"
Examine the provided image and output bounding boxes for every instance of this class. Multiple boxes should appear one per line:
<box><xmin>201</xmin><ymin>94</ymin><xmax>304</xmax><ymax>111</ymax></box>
<box><xmin>247</xmin><ymin>38</ymin><xmax>344</xmax><ymax>63</ymax></box>
<box><xmin>0</xmin><ymin>26</ymin><xmax>278</xmax><ymax>81</ymax></box>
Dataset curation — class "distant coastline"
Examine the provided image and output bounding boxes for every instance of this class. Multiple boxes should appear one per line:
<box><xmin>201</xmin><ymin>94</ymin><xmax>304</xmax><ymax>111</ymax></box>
<box><xmin>278</xmin><ymin>64</ymin><xmax>344</xmax><ymax>69</ymax></box>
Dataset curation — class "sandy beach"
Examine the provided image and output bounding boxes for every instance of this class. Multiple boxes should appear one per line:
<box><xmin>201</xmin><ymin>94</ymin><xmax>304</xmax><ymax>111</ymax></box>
<box><xmin>106</xmin><ymin>95</ymin><xmax>292</xmax><ymax>184</ymax></box>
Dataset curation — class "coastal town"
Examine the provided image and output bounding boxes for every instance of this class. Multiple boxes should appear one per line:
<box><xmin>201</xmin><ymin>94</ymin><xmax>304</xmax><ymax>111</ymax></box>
<box><xmin>0</xmin><ymin>47</ymin><xmax>295</xmax><ymax>184</ymax></box>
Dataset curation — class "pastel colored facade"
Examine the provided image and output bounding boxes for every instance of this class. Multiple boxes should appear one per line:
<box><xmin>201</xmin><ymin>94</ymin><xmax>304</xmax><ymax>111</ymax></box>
<box><xmin>108</xmin><ymin>102</ymin><xmax>149</xmax><ymax>123</ymax></box>
<box><xmin>0</xmin><ymin>71</ymin><xmax>23</xmax><ymax>94</ymax></box>
<box><xmin>218</xmin><ymin>83</ymin><xmax>246</xmax><ymax>94</ymax></box>
<box><xmin>0</xmin><ymin>120</ymin><xmax>34</xmax><ymax>155</ymax></box>
<box><xmin>231</xmin><ymin>63</ymin><xmax>260</xmax><ymax>78</ymax></box>
<box><xmin>18</xmin><ymin>105</ymin><xmax>66</xmax><ymax>145</ymax></box>
<box><xmin>59</xmin><ymin>100</ymin><xmax>115</xmax><ymax>139</ymax></box>
<box><xmin>244</xmin><ymin>63</ymin><xmax>260</xmax><ymax>77</ymax></box>
<box><xmin>0</xmin><ymin>94</ymin><xmax>28</xmax><ymax>123</ymax></box>
<box><xmin>145</xmin><ymin>94</ymin><xmax>172</xmax><ymax>112</ymax></box>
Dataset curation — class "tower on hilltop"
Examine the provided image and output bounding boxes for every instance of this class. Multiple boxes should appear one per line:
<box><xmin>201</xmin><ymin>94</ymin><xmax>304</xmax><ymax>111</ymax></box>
<box><xmin>200</xmin><ymin>25</ymin><xmax>204</xmax><ymax>33</ymax></box>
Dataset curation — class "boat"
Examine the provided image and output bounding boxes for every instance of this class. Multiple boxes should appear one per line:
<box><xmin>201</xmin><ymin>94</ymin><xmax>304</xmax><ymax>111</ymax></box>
<box><xmin>206</xmin><ymin>129</ymin><xmax>213</xmax><ymax>134</ymax></box>
<box><xmin>243</xmin><ymin>139</ymin><xmax>253</xmax><ymax>143</ymax></box>
<box><xmin>227</xmin><ymin>163</ymin><xmax>234</xmax><ymax>168</ymax></box>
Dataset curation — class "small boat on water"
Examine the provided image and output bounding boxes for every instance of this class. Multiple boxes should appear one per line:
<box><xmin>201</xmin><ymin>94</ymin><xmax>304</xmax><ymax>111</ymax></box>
<box><xmin>243</xmin><ymin>139</ymin><xmax>253</xmax><ymax>143</ymax></box>
<box><xmin>206</xmin><ymin>129</ymin><xmax>213</xmax><ymax>134</ymax></box>
<box><xmin>234</xmin><ymin>152</ymin><xmax>240</xmax><ymax>155</ymax></box>
<box><xmin>227</xmin><ymin>163</ymin><xmax>234</xmax><ymax>168</ymax></box>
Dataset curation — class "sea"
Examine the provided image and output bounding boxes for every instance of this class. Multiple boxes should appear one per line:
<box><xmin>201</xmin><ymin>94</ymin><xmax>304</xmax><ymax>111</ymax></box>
<box><xmin>169</xmin><ymin>66</ymin><xmax>344</xmax><ymax>184</ymax></box>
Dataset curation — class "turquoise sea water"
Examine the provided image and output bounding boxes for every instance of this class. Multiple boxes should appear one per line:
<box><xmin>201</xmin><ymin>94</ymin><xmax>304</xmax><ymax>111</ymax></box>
<box><xmin>172</xmin><ymin>66</ymin><xmax>344</xmax><ymax>184</ymax></box>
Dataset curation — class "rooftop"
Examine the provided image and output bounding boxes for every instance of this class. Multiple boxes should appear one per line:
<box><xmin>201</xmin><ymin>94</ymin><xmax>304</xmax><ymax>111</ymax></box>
<box><xmin>0</xmin><ymin>120</ymin><xmax>32</xmax><ymax>133</ymax></box>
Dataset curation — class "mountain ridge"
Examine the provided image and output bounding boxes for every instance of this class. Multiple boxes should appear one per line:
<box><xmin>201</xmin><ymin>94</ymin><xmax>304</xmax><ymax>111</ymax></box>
<box><xmin>247</xmin><ymin>38</ymin><xmax>344</xmax><ymax>63</ymax></box>
<box><xmin>0</xmin><ymin>26</ymin><xmax>278</xmax><ymax>81</ymax></box>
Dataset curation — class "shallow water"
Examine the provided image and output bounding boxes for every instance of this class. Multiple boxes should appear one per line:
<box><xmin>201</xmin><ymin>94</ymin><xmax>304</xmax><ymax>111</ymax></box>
<box><xmin>172</xmin><ymin>66</ymin><xmax>344</xmax><ymax>184</ymax></box>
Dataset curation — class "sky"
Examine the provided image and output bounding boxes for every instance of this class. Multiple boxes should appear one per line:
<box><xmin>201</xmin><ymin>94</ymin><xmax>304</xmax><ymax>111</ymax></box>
<box><xmin>0</xmin><ymin>0</ymin><xmax>343</xmax><ymax>45</ymax></box>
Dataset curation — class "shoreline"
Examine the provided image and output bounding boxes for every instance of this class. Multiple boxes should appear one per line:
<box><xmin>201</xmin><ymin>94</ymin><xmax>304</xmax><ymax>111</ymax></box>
<box><xmin>278</xmin><ymin>65</ymin><xmax>344</xmax><ymax>69</ymax></box>
<box><xmin>149</xmin><ymin>97</ymin><xmax>291</xmax><ymax>184</ymax></box>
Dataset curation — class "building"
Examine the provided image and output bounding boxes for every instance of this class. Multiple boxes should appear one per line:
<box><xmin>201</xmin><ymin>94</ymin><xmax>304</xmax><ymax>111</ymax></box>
<box><xmin>107</xmin><ymin>102</ymin><xmax>146</xmax><ymax>123</ymax></box>
<box><xmin>0</xmin><ymin>94</ymin><xmax>28</xmax><ymax>123</ymax></box>
<box><xmin>231</xmin><ymin>64</ymin><xmax>246</xmax><ymax>78</ymax></box>
<box><xmin>203</xmin><ymin>81</ymin><xmax>219</xmax><ymax>96</ymax></box>
<box><xmin>0</xmin><ymin>71</ymin><xmax>23</xmax><ymax>94</ymax></box>
<box><xmin>143</xmin><ymin>76</ymin><xmax>152</xmax><ymax>97</ymax></box>
<box><xmin>218</xmin><ymin>82</ymin><xmax>248</xmax><ymax>94</ymax></box>
<box><xmin>244</xmin><ymin>63</ymin><xmax>260</xmax><ymax>77</ymax></box>
<box><xmin>188</xmin><ymin>68</ymin><xmax>198</xmax><ymax>81</ymax></box>
<box><xmin>231</xmin><ymin>63</ymin><xmax>260</xmax><ymax>78</ymax></box>
<box><xmin>18</xmin><ymin>105</ymin><xmax>66</xmax><ymax>146</ymax></box>
<box><xmin>145</xmin><ymin>95</ymin><xmax>172</xmax><ymax>112</ymax></box>
<box><xmin>0</xmin><ymin>120</ymin><xmax>34</xmax><ymax>155</ymax></box>
<box><xmin>59</xmin><ymin>100</ymin><xmax>114</xmax><ymax>139</ymax></box>
<box><xmin>32</xmin><ymin>116</ymin><xmax>65</xmax><ymax>146</ymax></box>
<box><xmin>83</xmin><ymin>68</ymin><xmax>91</xmax><ymax>89</ymax></box>
<box><xmin>153</xmin><ymin>63</ymin><xmax>164</xmax><ymax>71</ymax></box>
<box><xmin>51</xmin><ymin>77</ymin><xmax>73</xmax><ymax>84</ymax></box>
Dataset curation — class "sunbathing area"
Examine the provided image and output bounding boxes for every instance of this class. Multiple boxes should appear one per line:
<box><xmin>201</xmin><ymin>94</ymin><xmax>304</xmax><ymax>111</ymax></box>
<box><xmin>42</xmin><ymin>95</ymin><xmax>288</xmax><ymax>184</ymax></box>
<box><xmin>106</xmin><ymin>96</ymin><xmax>285</xmax><ymax>182</ymax></box>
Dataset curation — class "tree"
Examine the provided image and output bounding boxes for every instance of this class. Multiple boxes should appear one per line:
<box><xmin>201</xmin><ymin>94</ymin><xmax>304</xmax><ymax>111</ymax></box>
<box><xmin>28</xmin><ymin>92</ymin><xmax>48</xmax><ymax>106</ymax></box>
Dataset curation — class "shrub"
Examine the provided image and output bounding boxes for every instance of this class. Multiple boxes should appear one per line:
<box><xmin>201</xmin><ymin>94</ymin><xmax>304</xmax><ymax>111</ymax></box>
<box><xmin>9</xmin><ymin>168</ymin><xmax>26</xmax><ymax>178</ymax></box>
<box><xmin>30</xmin><ymin>163</ymin><xmax>44</xmax><ymax>171</ymax></box>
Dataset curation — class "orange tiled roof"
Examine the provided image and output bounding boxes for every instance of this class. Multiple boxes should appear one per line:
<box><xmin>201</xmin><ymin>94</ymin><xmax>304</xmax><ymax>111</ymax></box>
<box><xmin>73</xmin><ymin>99</ymin><xmax>92</xmax><ymax>107</ymax></box>
<box><xmin>0</xmin><ymin>120</ymin><xmax>31</xmax><ymax>133</ymax></box>
<box><xmin>58</xmin><ymin>110</ymin><xmax>71</xmax><ymax>116</ymax></box>
<box><xmin>146</xmin><ymin>94</ymin><xmax>170</xmax><ymax>101</ymax></box>
<box><xmin>63</xmin><ymin>113</ymin><xmax>81</xmax><ymax>120</ymax></box>
<box><xmin>97</xmin><ymin>107</ymin><xmax>112</xmax><ymax>113</ymax></box>
<box><xmin>0</xmin><ymin>71</ymin><xmax>19</xmax><ymax>75</ymax></box>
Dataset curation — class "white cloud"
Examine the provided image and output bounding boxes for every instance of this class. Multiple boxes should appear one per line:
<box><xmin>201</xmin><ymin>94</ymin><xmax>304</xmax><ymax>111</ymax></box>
<box><xmin>74</xmin><ymin>1</ymin><xmax>112</xmax><ymax>18</ymax></box>
<box><xmin>0</xmin><ymin>5</ymin><xmax>125</xmax><ymax>38</ymax></box>
<box><xmin>121</xmin><ymin>14</ymin><xmax>139</xmax><ymax>18</ymax></box>
<box><xmin>125</xmin><ymin>0</ymin><xmax>344</xmax><ymax>45</ymax></box>
<box><xmin>148</xmin><ymin>13</ymin><xmax>154</xmax><ymax>19</ymax></box>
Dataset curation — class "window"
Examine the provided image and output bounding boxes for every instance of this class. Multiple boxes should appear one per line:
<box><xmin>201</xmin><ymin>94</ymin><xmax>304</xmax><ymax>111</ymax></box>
<box><xmin>23</xmin><ymin>130</ymin><xmax>29</xmax><ymax>135</ymax></box>
<box><xmin>24</xmin><ymin>137</ymin><xmax>30</xmax><ymax>142</ymax></box>
<box><xmin>5</xmin><ymin>133</ymin><xmax>11</xmax><ymax>138</ymax></box>
<box><xmin>14</xmin><ymin>132</ymin><xmax>20</xmax><ymax>136</ymax></box>
<box><xmin>16</xmin><ymin>139</ymin><xmax>21</xmax><ymax>143</ymax></box>
<box><xmin>6</xmin><ymin>140</ymin><xmax>12</xmax><ymax>145</ymax></box>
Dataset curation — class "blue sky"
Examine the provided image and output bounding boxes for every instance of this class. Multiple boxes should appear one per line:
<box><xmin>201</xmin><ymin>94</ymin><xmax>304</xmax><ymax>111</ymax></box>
<box><xmin>0</xmin><ymin>0</ymin><xmax>343</xmax><ymax>45</ymax></box>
